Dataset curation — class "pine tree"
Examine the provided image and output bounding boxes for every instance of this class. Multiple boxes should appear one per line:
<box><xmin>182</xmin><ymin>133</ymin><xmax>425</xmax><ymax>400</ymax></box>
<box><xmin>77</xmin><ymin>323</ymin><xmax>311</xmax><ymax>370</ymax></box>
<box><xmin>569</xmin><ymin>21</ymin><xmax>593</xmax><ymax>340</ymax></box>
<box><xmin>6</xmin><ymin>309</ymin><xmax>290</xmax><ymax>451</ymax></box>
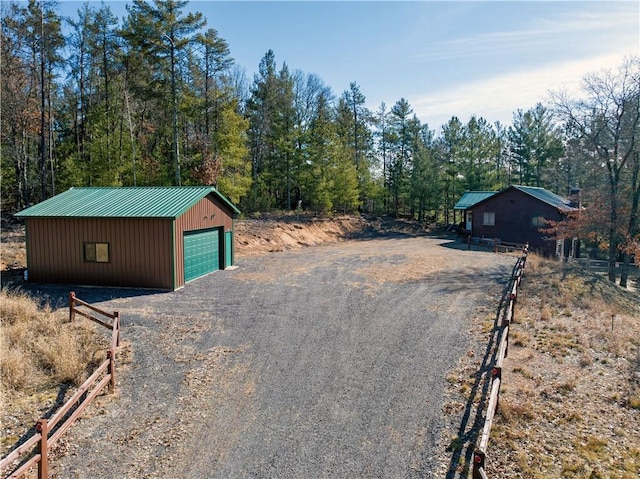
<box><xmin>66</xmin><ymin>2</ymin><xmax>123</xmax><ymax>187</ymax></box>
<box><xmin>374</xmin><ymin>102</ymin><xmax>392</xmax><ymax>213</ymax></box>
<box><xmin>337</xmin><ymin>82</ymin><xmax>374</xmax><ymax>210</ymax></box>
<box><xmin>508</xmin><ymin>103</ymin><xmax>563</xmax><ymax>188</ymax></box>
<box><xmin>408</xmin><ymin>118</ymin><xmax>438</xmax><ymax>222</ymax></box>
<box><xmin>388</xmin><ymin>98</ymin><xmax>414</xmax><ymax>215</ymax></box>
<box><xmin>246</xmin><ymin>51</ymin><xmax>297</xmax><ymax>210</ymax></box>
<box><xmin>122</xmin><ymin>0</ymin><xmax>205</xmax><ymax>185</ymax></box>
<box><xmin>460</xmin><ymin>116</ymin><xmax>500</xmax><ymax>191</ymax></box>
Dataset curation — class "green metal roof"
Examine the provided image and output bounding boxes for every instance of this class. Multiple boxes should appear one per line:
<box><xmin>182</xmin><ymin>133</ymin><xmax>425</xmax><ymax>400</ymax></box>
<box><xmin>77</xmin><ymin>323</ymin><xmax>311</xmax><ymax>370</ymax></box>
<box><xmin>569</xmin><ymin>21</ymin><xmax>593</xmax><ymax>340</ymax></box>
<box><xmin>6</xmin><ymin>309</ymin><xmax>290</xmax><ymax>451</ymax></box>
<box><xmin>454</xmin><ymin>191</ymin><xmax>497</xmax><ymax>210</ymax></box>
<box><xmin>513</xmin><ymin>185</ymin><xmax>574</xmax><ymax>210</ymax></box>
<box><xmin>15</xmin><ymin>186</ymin><xmax>241</xmax><ymax>219</ymax></box>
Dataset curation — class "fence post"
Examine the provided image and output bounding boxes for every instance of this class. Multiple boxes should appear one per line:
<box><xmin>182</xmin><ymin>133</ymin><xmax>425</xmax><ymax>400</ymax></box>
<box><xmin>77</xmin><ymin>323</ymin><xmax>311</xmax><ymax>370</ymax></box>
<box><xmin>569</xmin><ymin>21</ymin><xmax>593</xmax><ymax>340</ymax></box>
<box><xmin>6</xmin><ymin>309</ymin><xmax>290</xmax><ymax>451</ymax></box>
<box><xmin>114</xmin><ymin>312</ymin><xmax>121</xmax><ymax>347</ymax></box>
<box><xmin>36</xmin><ymin>419</ymin><xmax>48</xmax><ymax>479</ymax></box>
<box><xmin>493</xmin><ymin>366</ymin><xmax>502</xmax><ymax>408</ymax></box>
<box><xmin>107</xmin><ymin>350</ymin><xmax>115</xmax><ymax>393</ymax></box>
<box><xmin>517</xmin><ymin>259</ymin><xmax>525</xmax><ymax>286</ymax></box>
<box><xmin>511</xmin><ymin>294</ymin><xmax>517</xmax><ymax>323</ymax></box>
<box><xmin>472</xmin><ymin>449</ymin><xmax>486</xmax><ymax>479</ymax></box>
<box><xmin>69</xmin><ymin>291</ymin><xmax>76</xmax><ymax>322</ymax></box>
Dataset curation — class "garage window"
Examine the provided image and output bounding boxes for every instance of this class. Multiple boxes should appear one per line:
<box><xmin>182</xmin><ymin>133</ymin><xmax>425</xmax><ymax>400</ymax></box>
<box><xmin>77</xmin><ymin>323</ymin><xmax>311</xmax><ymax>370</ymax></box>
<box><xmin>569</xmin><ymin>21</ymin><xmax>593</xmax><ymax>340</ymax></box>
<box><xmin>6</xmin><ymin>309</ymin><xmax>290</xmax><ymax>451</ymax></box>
<box><xmin>84</xmin><ymin>242</ymin><xmax>110</xmax><ymax>263</ymax></box>
<box><xmin>483</xmin><ymin>212</ymin><xmax>495</xmax><ymax>226</ymax></box>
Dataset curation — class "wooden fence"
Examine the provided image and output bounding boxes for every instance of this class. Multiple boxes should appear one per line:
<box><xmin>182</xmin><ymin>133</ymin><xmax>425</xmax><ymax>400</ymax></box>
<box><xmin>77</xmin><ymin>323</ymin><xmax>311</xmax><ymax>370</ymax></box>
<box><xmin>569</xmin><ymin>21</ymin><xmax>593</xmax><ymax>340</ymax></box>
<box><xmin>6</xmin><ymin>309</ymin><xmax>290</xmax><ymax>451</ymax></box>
<box><xmin>467</xmin><ymin>235</ymin><xmax>527</xmax><ymax>254</ymax></box>
<box><xmin>0</xmin><ymin>292</ymin><xmax>120</xmax><ymax>479</ymax></box>
<box><xmin>472</xmin><ymin>245</ymin><xmax>528</xmax><ymax>479</ymax></box>
<box><xmin>570</xmin><ymin>258</ymin><xmax>639</xmax><ymax>273</ymax></box>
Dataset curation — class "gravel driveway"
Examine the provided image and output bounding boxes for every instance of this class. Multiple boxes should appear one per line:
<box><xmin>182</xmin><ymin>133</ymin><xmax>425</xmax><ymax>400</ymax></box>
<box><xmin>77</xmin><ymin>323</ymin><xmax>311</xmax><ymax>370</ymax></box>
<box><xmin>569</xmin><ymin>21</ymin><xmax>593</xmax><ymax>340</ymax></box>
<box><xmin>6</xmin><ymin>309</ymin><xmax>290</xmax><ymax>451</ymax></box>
<box><xmin>47</xmin><ymin>235</ymin><xmax>515</xmax><ymax>478</ymax></box>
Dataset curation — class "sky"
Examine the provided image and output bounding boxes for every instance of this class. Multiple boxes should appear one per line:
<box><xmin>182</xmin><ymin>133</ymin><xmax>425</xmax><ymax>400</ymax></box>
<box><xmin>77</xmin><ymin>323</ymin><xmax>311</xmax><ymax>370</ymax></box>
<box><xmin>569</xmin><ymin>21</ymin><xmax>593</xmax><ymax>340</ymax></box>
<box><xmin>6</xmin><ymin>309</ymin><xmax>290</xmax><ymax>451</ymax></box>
<box><xmin>53</xmin><ymin>0</ymin><xmax>640</xmax><ymax>132</ymax></box>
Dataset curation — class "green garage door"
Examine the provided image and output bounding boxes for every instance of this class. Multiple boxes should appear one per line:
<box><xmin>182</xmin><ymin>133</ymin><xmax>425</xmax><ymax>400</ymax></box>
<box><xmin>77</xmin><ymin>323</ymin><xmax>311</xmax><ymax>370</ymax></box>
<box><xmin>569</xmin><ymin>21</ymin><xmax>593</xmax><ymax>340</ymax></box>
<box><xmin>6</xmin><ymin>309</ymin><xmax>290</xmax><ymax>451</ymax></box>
<box><xmin>183</xmin><ymin>228</ymin><xmax>220</xmax><ymax>282</ymax></box>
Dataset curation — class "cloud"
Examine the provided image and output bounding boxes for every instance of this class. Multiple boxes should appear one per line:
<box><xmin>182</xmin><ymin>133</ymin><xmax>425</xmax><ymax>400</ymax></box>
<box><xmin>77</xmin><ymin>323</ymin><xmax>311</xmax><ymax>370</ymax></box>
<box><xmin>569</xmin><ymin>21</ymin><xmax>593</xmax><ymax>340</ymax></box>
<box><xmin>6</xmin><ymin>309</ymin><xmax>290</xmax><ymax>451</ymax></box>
<box><xmin>408</xmin><ymin>5</ymin><xmax>637</xmax><ymax>64</ymax></box>
<box><xmin>414</xmin><ymin>52</ymin><xmax>634</xmax><ymax>130</ymax></box>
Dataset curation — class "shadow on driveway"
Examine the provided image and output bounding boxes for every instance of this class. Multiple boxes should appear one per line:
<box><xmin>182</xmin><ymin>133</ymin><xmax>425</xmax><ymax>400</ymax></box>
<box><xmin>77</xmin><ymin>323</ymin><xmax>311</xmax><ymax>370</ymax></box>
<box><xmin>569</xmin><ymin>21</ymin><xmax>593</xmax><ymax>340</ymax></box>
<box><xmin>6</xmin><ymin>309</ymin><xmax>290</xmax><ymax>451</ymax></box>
<box><xmin>18</xmin><ymin>283</ymin><xmax>167</xmax><ymax>311</ymax></box>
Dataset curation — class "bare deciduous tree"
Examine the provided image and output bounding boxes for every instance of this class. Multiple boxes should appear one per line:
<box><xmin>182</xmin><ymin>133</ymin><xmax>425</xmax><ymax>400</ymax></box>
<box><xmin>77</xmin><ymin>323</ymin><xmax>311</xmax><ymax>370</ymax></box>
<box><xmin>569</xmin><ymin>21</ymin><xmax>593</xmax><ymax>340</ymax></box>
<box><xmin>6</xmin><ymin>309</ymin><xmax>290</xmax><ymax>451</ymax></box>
<box><xmin>553</xmin><ymin>57</ymin><xmax>640</xmax><ymax>284</ymax></box>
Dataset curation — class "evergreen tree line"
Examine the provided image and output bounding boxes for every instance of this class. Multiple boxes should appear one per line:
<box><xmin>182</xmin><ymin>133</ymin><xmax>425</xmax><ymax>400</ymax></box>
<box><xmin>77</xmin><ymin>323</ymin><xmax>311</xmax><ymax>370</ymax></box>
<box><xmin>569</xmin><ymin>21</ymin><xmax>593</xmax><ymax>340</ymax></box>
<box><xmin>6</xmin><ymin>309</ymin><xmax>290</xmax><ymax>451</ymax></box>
<box><xmin>1</xmin><ymin>1</ymin><xmax>639</xmax><ymax>283</ymax></box>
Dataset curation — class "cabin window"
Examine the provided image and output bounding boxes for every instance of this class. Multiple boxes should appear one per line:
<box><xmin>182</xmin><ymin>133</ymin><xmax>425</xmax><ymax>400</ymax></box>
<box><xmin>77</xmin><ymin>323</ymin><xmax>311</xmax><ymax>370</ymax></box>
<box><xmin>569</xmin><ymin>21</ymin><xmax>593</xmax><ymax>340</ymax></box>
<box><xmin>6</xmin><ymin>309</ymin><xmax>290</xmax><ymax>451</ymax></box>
<box><xmin>531</xmin><ymin>215</ymin><xmax>546</xmax><ymax>227</ymax></box>
<box><xmin>483</xmin><ymin>212</ymin><xmax>495</xmax><ymax>226</ymax></box>
<box><xmin>84</xmin><ymin>242</ymin><xmax>110</xmax><ymax>263</ymax></box>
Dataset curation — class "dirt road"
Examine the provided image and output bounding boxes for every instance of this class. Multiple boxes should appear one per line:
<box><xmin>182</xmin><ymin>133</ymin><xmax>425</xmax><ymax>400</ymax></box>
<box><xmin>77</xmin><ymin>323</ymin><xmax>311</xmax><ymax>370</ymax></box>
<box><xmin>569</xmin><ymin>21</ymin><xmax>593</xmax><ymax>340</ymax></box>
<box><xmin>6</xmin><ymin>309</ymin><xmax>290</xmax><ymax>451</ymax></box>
<box><xmin>46</xmin><ymin>234</ymin><xmax>514</xmax><ymax>478</ymax></box>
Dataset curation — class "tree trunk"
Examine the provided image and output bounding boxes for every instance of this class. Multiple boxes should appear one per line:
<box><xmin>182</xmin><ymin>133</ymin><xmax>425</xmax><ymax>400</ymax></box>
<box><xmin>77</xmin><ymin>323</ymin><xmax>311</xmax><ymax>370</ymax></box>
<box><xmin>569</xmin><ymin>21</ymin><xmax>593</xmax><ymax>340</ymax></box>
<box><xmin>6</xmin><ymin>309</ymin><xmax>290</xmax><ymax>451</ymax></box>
<box><xmin>620</xmin><ymin>253</ymin><xmax>631</xmax><ymax>288</ymax></box>
<box><xmin>620</xmin><ymin>152</ymin><xmax>640</xmax><ymax>288</ymax></box>
<box><xmin>48</xmin><ymin>81</ymin><xmax>55</xmax><ymax>196</ymax></box>
<box><xmin>124</xmin><ymin>90</ymin><xmax>137</xmax><ymax>186</ymax></box>
<box><xmin>171</xmin><ymin>42</ymin><xmax>180</xmax><ymax>186</ymax></box>
<box><xmin>103</xmin><ymin>30</ymin><xmax>110</xmax><ymax>168</ymax></box>
<box><xmin>39</xmin><ymin>11</ymin><xmax>47</xmax><ymax>200</ymax></box>
<box><xmin>607</xmin><ymin>208</ymin><xmax>618</xmax><ymax>283</ymax></box>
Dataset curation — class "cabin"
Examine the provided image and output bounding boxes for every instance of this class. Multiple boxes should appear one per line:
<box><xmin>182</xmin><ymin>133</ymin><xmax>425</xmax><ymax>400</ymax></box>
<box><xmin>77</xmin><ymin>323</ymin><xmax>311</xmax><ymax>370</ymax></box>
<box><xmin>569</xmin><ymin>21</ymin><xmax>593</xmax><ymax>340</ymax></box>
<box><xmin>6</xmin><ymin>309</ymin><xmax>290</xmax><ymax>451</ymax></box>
<box><xmin>15</xmin><ymin>186</ymin><xmax>240</xmax><ymax>290</ymax></box>
<box><xmin>464</xmin><ymin>185</ymin><xmax>577</xmax><ymax>256</ymax></box>
<box><xmin>453</xmin><ymin>191</ymin><xmax>497</xmax><ymax>232</ymax></box>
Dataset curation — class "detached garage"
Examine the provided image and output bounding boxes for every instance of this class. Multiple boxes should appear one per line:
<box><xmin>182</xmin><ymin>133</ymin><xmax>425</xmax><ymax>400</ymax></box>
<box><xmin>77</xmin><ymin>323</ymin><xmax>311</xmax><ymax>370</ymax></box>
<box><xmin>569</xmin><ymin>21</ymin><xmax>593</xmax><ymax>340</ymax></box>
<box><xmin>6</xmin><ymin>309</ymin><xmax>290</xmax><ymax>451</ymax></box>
<box><xmin>15</xmin><ymin>186</ymin><xmax>241</xmax><ymax>290</ymax></box>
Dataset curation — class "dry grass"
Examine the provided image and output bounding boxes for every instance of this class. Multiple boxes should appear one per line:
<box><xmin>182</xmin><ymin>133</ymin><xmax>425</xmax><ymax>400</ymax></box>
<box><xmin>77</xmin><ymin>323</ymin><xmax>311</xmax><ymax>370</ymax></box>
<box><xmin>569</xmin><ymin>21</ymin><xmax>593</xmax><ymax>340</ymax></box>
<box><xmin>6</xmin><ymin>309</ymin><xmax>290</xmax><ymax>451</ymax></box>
<box><xmin>1</xmin><ymin>290</ymin><xmax>105</xmax><ymax>391</ymax></box>
<box><xmin>0</xmin><ymin>290</ymin><xmax>107</xmax><ymax>456</ymax></box>
<box><xmin>483</xmin><ymin>256</ymin><xmax>640</xmax><ymax>478</ymax></box>
<box><xmin>437</xmin><ymin>252</ymin><xmax>640</xmax><ymax>478</ymax></box>
<box><xmin>0</xmin><ymin>222</ymin><xmax>26</xmax><ymax>271</ymax></box>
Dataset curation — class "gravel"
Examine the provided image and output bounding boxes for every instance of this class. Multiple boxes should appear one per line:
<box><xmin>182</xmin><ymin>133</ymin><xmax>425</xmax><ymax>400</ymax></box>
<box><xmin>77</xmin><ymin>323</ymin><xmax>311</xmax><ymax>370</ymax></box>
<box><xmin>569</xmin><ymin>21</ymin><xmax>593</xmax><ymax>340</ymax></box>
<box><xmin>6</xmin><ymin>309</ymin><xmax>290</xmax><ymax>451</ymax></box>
<box><xmin>33</xmin><ymin>235</ymin><xmax>514</xmax><ymax>478</ymax></box>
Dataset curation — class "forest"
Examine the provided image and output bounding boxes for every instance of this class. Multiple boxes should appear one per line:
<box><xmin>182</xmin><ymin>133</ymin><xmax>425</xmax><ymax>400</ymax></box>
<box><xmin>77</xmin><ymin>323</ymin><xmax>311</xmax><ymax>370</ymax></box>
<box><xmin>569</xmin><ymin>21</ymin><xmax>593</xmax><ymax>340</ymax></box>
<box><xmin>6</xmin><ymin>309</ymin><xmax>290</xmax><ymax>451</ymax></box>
<box><xmin>1</xmin><ymin>0</ymin><xmax>639</xmax><ymax>285</ymax></box>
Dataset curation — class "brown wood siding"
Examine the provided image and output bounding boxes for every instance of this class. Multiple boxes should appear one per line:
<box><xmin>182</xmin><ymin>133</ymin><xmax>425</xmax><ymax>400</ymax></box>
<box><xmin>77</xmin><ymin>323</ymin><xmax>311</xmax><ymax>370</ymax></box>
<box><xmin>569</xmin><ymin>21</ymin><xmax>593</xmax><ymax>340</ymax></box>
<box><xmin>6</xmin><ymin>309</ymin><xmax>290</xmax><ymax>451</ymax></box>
<box><xmin>25</xmin><ymin>217</ymin><xmax>173</xmax><ymax>289</ymax></box>
<box><xmin>471</xmin><ymin>188</ymin><xmax>563</xmax><ymax>255</ymax></box>
<box><xmin>173</xmin><ymin>194</ymin><xmax>235</xmax><ymax>288</ymax></box>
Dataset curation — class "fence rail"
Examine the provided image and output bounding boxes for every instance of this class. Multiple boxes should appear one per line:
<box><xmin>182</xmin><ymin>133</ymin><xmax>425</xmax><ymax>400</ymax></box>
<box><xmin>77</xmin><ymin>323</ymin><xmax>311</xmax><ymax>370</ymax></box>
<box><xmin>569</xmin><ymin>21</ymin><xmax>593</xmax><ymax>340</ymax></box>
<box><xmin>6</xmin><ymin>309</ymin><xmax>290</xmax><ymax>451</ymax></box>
<box><xmin>570</xmin><ymin>258</ymin><xmax>639</xmax><ymax>273</ymax></box>
<box><xmin>466</xmin><ymin>235</ymin><xmax>528</xmax><ymax>254</ymax></box>
<box><xmin>1</xmin><ymin>292</ymin><xmax>120</xmax><ymax>479</ymax></box>
<box><xmin>473</xmin><ymin>244</ymin><xmax>528</xmax><ymax>479</ymax></box>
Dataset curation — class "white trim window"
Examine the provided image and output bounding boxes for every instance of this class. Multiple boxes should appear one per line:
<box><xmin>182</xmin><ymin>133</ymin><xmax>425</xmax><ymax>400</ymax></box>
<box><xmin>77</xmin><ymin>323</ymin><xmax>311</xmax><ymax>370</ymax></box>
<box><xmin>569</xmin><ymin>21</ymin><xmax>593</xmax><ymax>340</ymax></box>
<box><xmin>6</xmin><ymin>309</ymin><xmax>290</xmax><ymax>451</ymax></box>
<box><xmin>531</xmin><ymin>215</ymin><xmax>546</xmax><ymax>227</ymax></box>
<box><xmin>483</xmin><ymin>212</ymin><xmax>495</xmax><ymax>226</ymax></box>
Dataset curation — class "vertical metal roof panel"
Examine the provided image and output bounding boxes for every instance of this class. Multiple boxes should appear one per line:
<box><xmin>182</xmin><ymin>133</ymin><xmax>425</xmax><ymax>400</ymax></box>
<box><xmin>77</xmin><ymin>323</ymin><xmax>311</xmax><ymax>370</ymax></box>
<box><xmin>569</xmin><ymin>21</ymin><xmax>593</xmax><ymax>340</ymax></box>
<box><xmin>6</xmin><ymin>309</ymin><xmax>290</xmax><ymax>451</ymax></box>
<box><xmin>513</xmin><ymin>186</ymin><xmax>574</xmax><ymax>210</ymax></box>
<box><xmin>453</xmin><ymin>191</ymin><xmax>497</xmax><ymax>210</ymax></box>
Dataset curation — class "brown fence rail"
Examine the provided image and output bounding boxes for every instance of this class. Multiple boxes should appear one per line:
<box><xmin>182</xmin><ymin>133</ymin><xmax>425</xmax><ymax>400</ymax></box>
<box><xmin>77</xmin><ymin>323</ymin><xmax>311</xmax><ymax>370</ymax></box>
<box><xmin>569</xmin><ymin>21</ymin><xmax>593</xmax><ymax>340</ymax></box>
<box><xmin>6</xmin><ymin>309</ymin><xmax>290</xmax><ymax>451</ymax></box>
<box><xmin>0</xmin><ymin>292</ymin><xmax>120</xmax><ymax>479</ymax></box>
<box><xmin>493</xmin><ymin>240</ymin><xmax>528</xmax><ymax>254</ymax></box>
<box><xmin>473</xmin><ymin>244</ymin><xmax>528</xmax><ymax>479</ymax></box>
<box><xmin>570</xmin><ymin>258</ymin><xmax>639</xmax><ymax>273</ymax></box>
<box><xmin>466</xmin><ymin>236</ymin><xmax>528</xmax><ymax>254</ymax></box>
